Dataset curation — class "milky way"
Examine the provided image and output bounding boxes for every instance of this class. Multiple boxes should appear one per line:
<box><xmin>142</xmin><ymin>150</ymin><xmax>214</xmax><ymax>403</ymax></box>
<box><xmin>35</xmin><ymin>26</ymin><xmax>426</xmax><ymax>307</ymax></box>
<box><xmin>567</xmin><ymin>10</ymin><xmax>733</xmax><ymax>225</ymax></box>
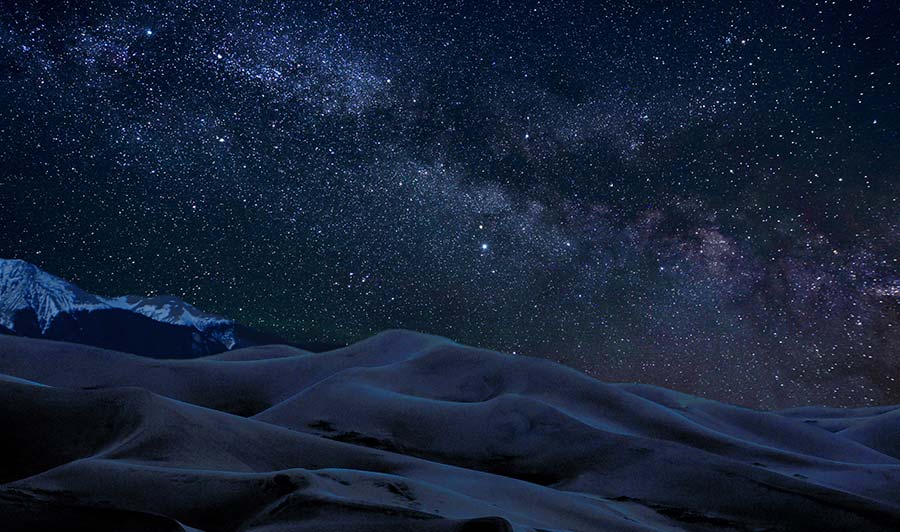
<box><xmin>2</xmin><ymin>1</ymin><xmax>899</xmax><ymax>407</ymax></box>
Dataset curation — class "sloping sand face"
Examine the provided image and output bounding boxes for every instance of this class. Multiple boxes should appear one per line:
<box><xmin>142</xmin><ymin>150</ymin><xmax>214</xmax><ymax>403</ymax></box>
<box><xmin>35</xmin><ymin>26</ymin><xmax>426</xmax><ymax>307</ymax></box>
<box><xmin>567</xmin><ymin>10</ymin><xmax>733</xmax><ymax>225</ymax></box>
<box><xmin>1</xmin><ymin>331</ymin><xmax>899</xmax><ymax>531</ymax></box>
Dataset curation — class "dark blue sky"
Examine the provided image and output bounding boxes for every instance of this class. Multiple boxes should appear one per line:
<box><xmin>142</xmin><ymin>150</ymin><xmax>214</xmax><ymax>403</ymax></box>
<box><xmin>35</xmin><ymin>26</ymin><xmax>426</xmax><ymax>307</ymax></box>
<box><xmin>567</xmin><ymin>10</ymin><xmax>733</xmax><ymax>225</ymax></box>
<box><xmin>2</xmin><ymin>0</ymin><xmax>899</xmax><ymax>407</ymax></box>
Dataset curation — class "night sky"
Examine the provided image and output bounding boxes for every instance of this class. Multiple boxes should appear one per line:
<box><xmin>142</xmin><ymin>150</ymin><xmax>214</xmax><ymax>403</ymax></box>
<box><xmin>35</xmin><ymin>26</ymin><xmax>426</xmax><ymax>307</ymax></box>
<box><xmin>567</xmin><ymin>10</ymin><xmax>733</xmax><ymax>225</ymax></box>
<box><xmin>2</xmin><ymin>0</ymin><xmax>899</xmax><ymax>408</ymax></box>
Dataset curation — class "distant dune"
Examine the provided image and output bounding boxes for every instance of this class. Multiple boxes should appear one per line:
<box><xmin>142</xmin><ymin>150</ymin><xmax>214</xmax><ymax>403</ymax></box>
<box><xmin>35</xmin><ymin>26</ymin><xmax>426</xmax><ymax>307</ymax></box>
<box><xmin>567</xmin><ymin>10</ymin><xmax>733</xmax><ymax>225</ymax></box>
<box><xmin>1</xmin><ymin>331</ymin><xmax>899</xmax><ymax>531</ymax></box>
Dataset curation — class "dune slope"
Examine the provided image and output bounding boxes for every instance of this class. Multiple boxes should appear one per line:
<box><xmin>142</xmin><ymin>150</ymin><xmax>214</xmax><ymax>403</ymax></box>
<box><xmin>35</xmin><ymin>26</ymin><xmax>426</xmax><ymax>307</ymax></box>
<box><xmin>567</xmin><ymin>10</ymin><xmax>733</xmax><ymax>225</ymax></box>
<box><xmin>1</xmin><ymin>331</ymin><xmax>899</xmax><ymax>531</ymax></box>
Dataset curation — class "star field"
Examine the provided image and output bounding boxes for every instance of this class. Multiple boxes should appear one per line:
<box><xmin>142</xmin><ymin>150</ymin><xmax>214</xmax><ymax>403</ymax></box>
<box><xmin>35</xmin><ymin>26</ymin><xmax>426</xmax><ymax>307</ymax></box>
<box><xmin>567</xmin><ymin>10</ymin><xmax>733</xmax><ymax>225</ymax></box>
<box><xmin>1</xmin><ymin>0</ymin><xmax>899</xmax><ymax>408</ymax></box>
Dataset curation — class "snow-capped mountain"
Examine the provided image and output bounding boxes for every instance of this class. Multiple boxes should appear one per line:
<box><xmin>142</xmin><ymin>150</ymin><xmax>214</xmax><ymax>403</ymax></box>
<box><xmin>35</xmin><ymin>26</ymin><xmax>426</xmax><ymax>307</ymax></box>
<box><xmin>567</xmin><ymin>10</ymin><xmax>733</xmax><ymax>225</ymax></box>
<box><xmin>0</xmin><ymin>259</ymin><xmax>234</xmax><ymax>338</ymax></box>
<box><xmin>0</xmin><ymin>258</ymin><xmax>274</xmax><ymax>357</ymax></box>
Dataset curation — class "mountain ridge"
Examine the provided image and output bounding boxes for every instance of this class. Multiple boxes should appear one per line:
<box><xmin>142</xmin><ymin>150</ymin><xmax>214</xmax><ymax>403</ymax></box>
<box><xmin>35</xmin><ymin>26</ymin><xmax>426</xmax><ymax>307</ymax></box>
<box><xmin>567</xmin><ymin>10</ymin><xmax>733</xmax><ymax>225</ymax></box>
<box><xmin>0</xmin><ymin>258</ymin><xmax>292</xmax><ymax>357</ymax></box>
<box><xmin>0</xmin><ymin>258</ymin><xmax>232</xmax><ymax>334</ymax></box>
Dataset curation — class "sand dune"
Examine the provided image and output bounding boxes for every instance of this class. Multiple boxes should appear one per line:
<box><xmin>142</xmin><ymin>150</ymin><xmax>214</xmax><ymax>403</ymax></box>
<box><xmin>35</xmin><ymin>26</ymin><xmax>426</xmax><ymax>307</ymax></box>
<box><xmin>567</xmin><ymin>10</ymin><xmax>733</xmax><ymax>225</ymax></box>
<box><xmin>1</xmin><ymin>331</ymin><xmax>899</xmax><ymax>531</ymax></box>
